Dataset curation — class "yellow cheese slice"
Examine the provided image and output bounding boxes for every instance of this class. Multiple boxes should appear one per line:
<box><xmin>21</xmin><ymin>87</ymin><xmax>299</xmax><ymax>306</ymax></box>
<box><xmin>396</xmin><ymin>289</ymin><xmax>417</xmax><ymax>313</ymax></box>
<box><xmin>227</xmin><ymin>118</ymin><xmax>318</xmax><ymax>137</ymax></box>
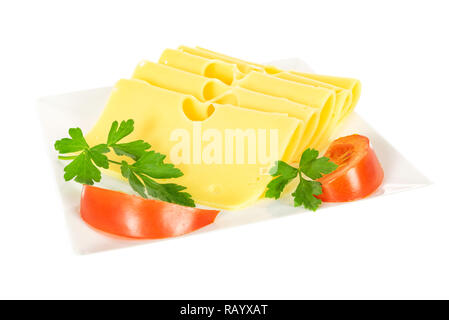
<box><xmin>275</xmin><ymin>72</ymin><xmax>351</xmax><ymax>119</ymax></box>
<box><xmin>184</xmin><ymin>46</ymin><xmax>361</xmax><ymax>124</ymax></box>
<box><xmin>86</xmin><ymin>79</ymin><xmax>300</xmax><ymax>210</ymax></box>
<box><xmin>179</xmin><ymin>46</ymin><xmax>263</xmax><ymax>74</ymax></box>
<box><xmin>159</xmin><ymin>49</ymin><xmax>244</xmax><ymax>85</ymax></box>
<box><xmin>157</xmin><ymin>49</ymin><xmax>329</xmax><ymax>157</ymax></box>
<box><xmin>132</xmin><ymin>61</ymin><xmax>228</xmax><ymax>102</ymax></box>
<box><xmin>190</xmin><ymin>46</ymin><xmax>278</xmax><ymax>74</ymax></box>
<box><xmin>274</xmin><ymin>72</ymin><xmax>351</xmax><ymax>148</ymax></box>
<box><xmin>132</xmin><ymin>57</ymin><xmax>316</xmax><ymax>162</ymax></box>
<box><xmin>290</xmin><ymin>71</ymin><xmax>361</xmax><ymax>121</ymax></box>
<box><xmin>236</xmin><ymin>71</ymin><xmax>336</xmax><ymax>149</ymax></box>
<box><xmin>211</xmin><ymin>87</ymin><xmax>318</xmax><ymax>162</ymax></box>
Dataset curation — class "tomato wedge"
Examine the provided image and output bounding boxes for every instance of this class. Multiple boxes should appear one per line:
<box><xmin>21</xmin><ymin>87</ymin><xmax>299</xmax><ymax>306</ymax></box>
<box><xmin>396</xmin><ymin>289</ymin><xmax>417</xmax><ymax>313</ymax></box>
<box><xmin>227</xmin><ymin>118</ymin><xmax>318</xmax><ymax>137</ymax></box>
<box><xmin>317</xmin><ymin>134</ymin><xmax>384</xmax><ymax>202</ymax></box>
<box><xmin>80</xmin><ymin>185</ymin><xmax>219</xmax><ymax>239</ymax></box>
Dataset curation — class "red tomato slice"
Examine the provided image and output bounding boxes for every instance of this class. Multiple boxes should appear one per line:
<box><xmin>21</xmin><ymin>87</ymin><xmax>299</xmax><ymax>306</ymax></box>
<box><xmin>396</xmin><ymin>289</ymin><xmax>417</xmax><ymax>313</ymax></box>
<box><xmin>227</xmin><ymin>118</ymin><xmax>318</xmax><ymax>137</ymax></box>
<box><xmin>317</xmin><ymin>134</ymin><xmax>384</xmax><ymax>202</ymax></box>
<box><xmin>80</xmin><ymin>185</ymin><xmax>220</xmax><ymax>239</ymax></box>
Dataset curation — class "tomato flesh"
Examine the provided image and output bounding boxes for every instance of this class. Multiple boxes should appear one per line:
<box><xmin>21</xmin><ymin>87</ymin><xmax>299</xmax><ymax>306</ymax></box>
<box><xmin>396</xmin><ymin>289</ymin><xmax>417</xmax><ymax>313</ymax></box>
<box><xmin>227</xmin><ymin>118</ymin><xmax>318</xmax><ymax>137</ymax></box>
<box><xmin>80</xmin><ymin>185</ymin><xmax>220</xmax><ymax>239</ymax></box>
<box><xmin>317</xmin><ymin>134</ymin><xmax>384</xmax><ymax>202</ymax></box>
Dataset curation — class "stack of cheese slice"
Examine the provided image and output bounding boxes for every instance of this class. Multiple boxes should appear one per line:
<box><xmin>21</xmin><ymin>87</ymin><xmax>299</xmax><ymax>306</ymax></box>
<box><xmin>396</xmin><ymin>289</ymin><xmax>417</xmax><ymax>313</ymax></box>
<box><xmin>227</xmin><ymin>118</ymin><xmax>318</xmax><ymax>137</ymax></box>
<box><xmin>86</xmin><ymin>46</ymin><xmax>361</xmax><ymax>210</ymax></box>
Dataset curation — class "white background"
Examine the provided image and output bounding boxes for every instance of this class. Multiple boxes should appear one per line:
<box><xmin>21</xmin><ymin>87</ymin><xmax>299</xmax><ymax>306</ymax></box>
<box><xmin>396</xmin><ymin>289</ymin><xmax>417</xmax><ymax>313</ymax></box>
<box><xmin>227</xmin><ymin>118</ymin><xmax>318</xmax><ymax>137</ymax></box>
<box><xmin>1</xmin><ymin>0</ymin><xmax>448</xmax><ymax>299</ymax></box>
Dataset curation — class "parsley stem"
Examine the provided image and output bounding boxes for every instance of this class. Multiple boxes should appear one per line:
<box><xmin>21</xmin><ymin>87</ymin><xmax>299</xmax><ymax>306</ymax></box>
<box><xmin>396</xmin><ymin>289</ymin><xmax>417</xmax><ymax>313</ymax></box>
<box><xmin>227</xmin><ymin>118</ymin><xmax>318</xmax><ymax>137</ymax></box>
<box><xmin>58</xmin><ymin>155</ymin><xmax>77</xmax><ymax>160</ymax></box>
<box><xmin>59</xmin><ymin>155</ymin><xmax>122</xmax><ymax>165</ymax></box>
<box><xmin>108</xmin><ymin>159</ymin><xmax>122</xmax><ymax>165</ymax></box>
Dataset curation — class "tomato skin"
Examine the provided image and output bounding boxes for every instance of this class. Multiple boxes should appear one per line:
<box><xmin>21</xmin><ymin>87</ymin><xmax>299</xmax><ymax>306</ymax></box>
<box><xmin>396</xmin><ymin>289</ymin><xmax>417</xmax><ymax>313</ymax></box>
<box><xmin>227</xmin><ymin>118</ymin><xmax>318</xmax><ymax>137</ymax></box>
<box><xmin>317</xmin><ymin>135</ymin><xmax>384</xmax><ymax>202</ymax></box>
<box><xmin>80</xmin><ymin>185</ymin><xmax>219</xmax><ymax>239</ymax></box>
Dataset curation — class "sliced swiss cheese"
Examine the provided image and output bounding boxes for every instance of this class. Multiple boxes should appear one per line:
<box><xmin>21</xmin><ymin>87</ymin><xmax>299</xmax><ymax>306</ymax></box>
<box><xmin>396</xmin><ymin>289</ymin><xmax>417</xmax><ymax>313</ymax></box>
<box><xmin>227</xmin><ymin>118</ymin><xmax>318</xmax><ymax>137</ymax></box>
<box><xmin>290</xmin><ymin>71</ymin><xmax>361</xmax><ymax>121</ymax></box>
<box><xmin>86</xmin><ymin>79</ymin><xmax>300</xmax><ymax>210</ymax></box>
<box><xmin>211</xmin><ymin>87</ymin><xmax>318</xmax><ymax>162</ymax></box>
<box><xmin>179</xmin><ymin>46</ymin><xmax>263</xmax><ymax>74</ymax></box>
<box><xmin>181</xmin><ymin>46</ymin><xmax>361</xmax><ymax>126</ymax></box>
<box><xmin>274</xmin><ymin>72</ymin><xmax>351</xmax><ymax>149</ymax></box>
<box><xmin>236</xmin><ymin>72</ymin><xmax>336</xmax><ymax>150</ymax></box>
<box><xmin>132</xmin><ymin>61</ymin><xmax>228</xmax><ymax>102</ymax></box>
<box><xmin>163</xmin><ymin>47</ymin><xmax>351</xmax><ymax>153</ymax></box>
<box><xmin>159</xmin><ymin>49</ymin><xmax>244</xmax><ymax>85</ymax></box>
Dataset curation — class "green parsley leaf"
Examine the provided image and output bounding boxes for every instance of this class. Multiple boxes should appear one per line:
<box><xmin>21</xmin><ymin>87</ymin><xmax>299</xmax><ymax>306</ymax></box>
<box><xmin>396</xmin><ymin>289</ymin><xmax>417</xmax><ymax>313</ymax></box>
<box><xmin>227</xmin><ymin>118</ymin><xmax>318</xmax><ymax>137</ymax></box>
<box><xmin>119</xmin><ymin>148</ymin><xmax>189</xmax><ymax>205</ymax></box>
<box><xmin>265</xmin><ymin>161</ymin><xmax>298</xmax><ymax>199</ymax></box>
<box><xmin>88</xmin><ymin>144</ymin><xmax>110</xmax><ymax>169</ymax></box>
<box><xmin>63</xmin><ymin>152</ymin><xmax>101</xmax><ymax>185</ymax></box>
<box><xmin>106</xmin><ymin>120</ymin><xmax>151</xmax><ymax>160</ymax></box>
<box><xmin>55</xmin><ymin>127</ymin><xmax>105</xmax><ymax>184</ymax></box>
<box><xmin>132</xmin><ymin>150</ymin><xmax>183</xmax><ymax>179</ymax></box>
<box><xmin>264</xmin><ymin>148</ymin><xmax>338</xmax><ymax>211</ymax></box>
<box><xmin>299</xmin><ymin>148</ymin><xmax>319</xmax><ymax>168</ymax></box>
<box><xmin>107</xmin><ymin>120</ymin><xmax>134</xmax><ymax>145</ymax></box>
<box><xmin>292</xmin><ymin>176</ymin><xmax>322</xmax><ymax>211</ymax></box>
<box><xmin>112</xmin><ymin>140</ymin><xmax>151</xmax><ymax>160</ymax></box>
<box><xmin>120</xmin><ymin>161</ymin><xmax>194</xmax><ymax>207</ymax></box>
<box><xmin>55</xmin><ymin>119</ymin><xmax>196</xmax><ymax>207</ymax></box>
<box><xmin>300</xmin><ymin>148</ymin><xmax>338</xmax><ymax>180</ymax></box>
<box><xmin>139</xmin><ymin>175</ymin><xmax>195</xmax><ymax>207</ymax></box>
<box><xmin>54</xmin><ymin>127</ymin><xmax>89</xmax><ymax>153</ymax></box>
<box><xmin>121</xmin><ymin>161</ymin><xmax>146</xmax><ymax>198</ymax></box>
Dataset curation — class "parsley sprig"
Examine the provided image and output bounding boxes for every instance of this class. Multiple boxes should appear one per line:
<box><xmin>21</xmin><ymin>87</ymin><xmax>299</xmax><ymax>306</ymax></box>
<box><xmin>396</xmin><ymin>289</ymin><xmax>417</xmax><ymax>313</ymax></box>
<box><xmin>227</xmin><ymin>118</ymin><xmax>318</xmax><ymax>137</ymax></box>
<box><xmin>265</xmin><ymin>148</ymin><xmax>338</xmax><ymax>211</ymax></box>
<box><xmin>54</xmin><ymin>119</ymin><xmax>195</xmax><ymax>207</ymax></box>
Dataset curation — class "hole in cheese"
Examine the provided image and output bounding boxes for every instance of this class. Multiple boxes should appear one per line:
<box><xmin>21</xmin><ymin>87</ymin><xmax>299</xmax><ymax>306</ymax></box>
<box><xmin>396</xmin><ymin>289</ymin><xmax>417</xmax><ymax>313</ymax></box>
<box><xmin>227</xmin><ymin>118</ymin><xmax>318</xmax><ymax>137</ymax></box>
<box><xmin>182</xmin><ymin>98</ymin><xmax>201</xmax><ymax>121</ymax></box>
<box><xmin>214</xmin><ymin>93</ymin><xmax>238</xmax><ymax>106</ymax></box>
<box><xmin>182</xmin><ymin>98</ymin><xmax>216</xmax><ymax>121</ymax></box>
<box><xmin>204</xmin><ymin>62</ymin><xmax>234</xmax><ymax>85</ymax></box>
<box><xmin>206</xmin><ymin>104</ymin><xmax>215</xmax><ymax>117</ymax></box>
<box><xmin>202</xmin><ymin>80</ymin><xmax>228</xmax><ymax>101</ymax></box>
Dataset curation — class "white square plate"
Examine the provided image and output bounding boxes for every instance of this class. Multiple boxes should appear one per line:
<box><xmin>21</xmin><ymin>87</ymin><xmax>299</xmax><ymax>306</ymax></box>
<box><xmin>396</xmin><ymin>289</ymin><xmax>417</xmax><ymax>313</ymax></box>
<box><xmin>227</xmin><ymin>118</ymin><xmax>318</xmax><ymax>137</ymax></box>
<box><xmin>38</xmin><ymin>59</ymin><xmax>431</xmax><ymax>254</ymax></box>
